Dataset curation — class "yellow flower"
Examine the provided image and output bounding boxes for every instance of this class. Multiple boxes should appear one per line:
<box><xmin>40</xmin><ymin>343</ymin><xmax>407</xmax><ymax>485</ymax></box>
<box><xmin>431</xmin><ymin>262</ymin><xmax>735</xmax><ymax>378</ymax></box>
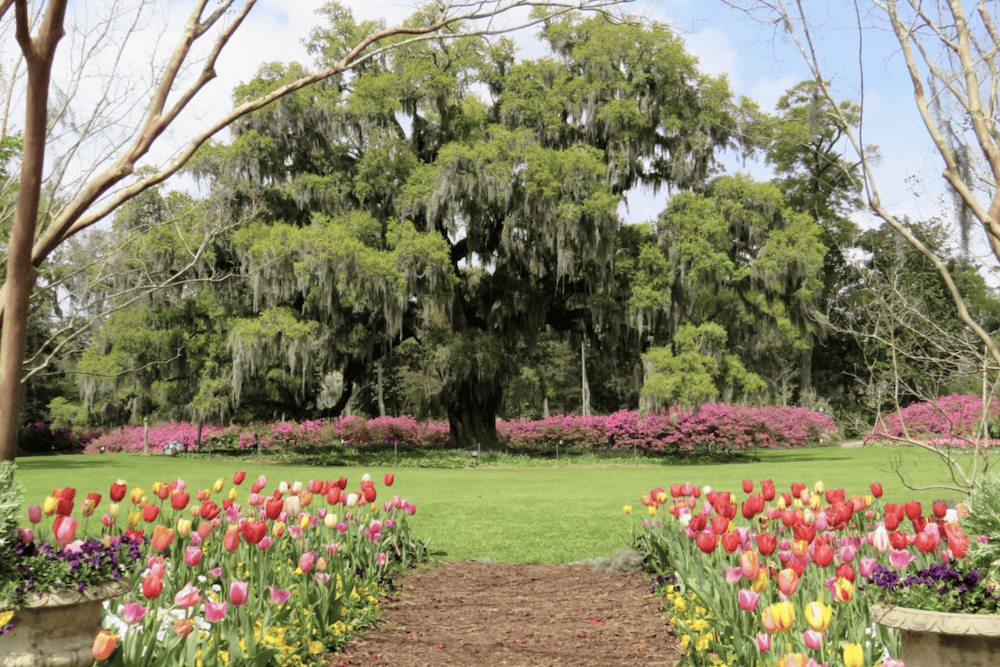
<box><xmin>813</xmin><ymin>480</ymin><xmax>824</xmax><ymax>494</ymax></box>
<box><xmin>0</xmin><ymin>610</ymin><xmax>13</xmax><ymax>627</ymax></box>
<box><xmin>623</xmin><ymin>505</ymin><xmax>632</xmax><ymax>514</ymax></box>
<box><xmin>804</xmin><ymin>600</ymin><xmax>832</xmax><ymax>632</ymax></box>
<box><xmin>843</xmin><ymin>643</ymin><xmax>864</xmax><ymax>667</ymax></box>
<box><xmin>213</xmin><ymin>478</ymin><xmax>224</xmax><ymax>493</ymax></box>
<box><xmin>647</xmin><ymin>505</ymin><xmax>656</xmax><ymax>516</ymax></box>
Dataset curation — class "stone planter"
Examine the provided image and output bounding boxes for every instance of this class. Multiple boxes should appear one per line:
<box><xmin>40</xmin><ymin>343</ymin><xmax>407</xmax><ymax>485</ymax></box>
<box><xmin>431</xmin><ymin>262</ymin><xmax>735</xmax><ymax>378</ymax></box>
<box><xmin>1</xmin><ymin>578</ymin><xmax>131</xmax><ymax>667</ymax></box>
<box><xmin>871</xmin><ymin>602</ymin><xmax>1000</xmax><ymax>667</ymax></box>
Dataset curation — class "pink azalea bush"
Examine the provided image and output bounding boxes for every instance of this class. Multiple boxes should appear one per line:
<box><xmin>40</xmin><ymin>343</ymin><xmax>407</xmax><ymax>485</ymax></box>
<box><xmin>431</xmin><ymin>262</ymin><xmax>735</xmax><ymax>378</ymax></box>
<box><xmin>867</xmin><ymin>393</ymin><xmax>1000</xmax><ymax>443</ymax></box>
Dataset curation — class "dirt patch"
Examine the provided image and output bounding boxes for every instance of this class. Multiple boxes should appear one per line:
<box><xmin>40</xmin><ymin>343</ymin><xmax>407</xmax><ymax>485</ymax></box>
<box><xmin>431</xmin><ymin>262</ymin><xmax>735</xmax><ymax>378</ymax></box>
<box><xmin>325</xmin><ymin>560</ymin><xmax>682</xmax><ymax>666</ymax></box>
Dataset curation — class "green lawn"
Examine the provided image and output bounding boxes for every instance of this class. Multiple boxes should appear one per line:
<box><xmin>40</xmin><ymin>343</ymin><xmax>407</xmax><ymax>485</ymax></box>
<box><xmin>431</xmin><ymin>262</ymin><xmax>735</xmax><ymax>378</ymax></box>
<box><xmin>9</xmin><ymin>444</ymin><xmax>969</xmax><ymax>563</ymax></box>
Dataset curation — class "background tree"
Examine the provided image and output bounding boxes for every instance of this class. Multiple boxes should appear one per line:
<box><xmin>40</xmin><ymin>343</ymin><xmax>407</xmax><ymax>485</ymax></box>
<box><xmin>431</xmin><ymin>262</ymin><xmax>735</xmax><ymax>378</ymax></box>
<box><xmin>0</xmin><ymin>0</ymin><xmax>633</xmax><ymax>462</ymax></box>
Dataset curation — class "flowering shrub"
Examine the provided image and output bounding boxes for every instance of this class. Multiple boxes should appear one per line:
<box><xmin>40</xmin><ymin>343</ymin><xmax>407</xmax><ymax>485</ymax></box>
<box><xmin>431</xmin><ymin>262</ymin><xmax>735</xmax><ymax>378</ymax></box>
<box><xmin>633</xmin><ymin>478</ymin><xmax>974</xmax><ymax>667</ymax></box>
<box><xmin>18</xmin><ymin>420</ymin><xmax>102</xmax><ymax>454</ymax></box>
<box><xmin>500</xmin><ymin>406</ymin><xmax>836</xmax><ymax>453</ymax></box>
<box><xmin>82</xmin><ymin>422</ymin><xmax>228</xmax><ymax>454</ymax></box>
<box><xmin>14</xmin><ymin>470</ymin><xmax>425</xmax><ymax>666</ymax></box>
<box><xmin>868</xmin><ymin>393</ymin><xmax>1000</xmax><ymax>441</ymax></box>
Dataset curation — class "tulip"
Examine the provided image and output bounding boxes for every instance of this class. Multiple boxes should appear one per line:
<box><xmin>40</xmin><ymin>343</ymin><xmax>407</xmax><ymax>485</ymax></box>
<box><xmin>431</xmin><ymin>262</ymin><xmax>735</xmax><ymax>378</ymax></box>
<box><xmin>223</xmin><ymin>524</ymin><xmax>240</xmax><ymax>552</ymax></box>
<box><xmin>299</xmin><ymin>551</ymin><xmax>318</xmax><ymax>573</ymax></box>
<box><xmin>777</xmin><ymin>568</ymin><xmax>798</xmax><ymax>596</ymax></box>
<box><xmin>204</xmin><ymin>601</ymin><xmax>228</xmax><ymax>622</ymax></box>
<box><xmin>740</xmin><ymin>550</ymin><xmax>761</xmax><ymax>579</ymax></box>
<box><xmin>757</xmin><ymin>533</ymin><xmax>777</xmax><ymax>555</ymax></box>
<box><xmin>761</xmin><ymin>602</ymin><xmax>795</xmax><ymax>633</ymax></box>
<box><xmin>173</xmin><ymin>619</ymin><xmax>194</xmax><ymax>637</ymax></box>
<box><xmin>176</xmin><ymin>518</ymin><xmax>192</xmax><ymax>537</ymax></box>
<box><xmin>110</xmin><ymin>480</ymin><xmax>127</xmax><ymax>502</ymax></box>
<box><xmin>122</xmin><ymin>600</ymin><xmax>148</xmax><ymax>625</ymax></box>
<box><xmin>871</xmin><ymin>482</ymin><xmax>883</xmax><ymax>498</ymax></box>
<box><xmin>384</xmin><ymin>473</ymin><xmax>395</xmax><ymax>487</ymax></box>
<box><xmin>833</xmin><ymin>577</ymin><xmax>854</xmax><ymax>603</ymax></box>
<box><xmin>835</xmin><ymin>562</ymin><xmax>855</xmax><ymax>583</ymax></box>
<box><xmin>696</xmin><ymin>533</ymin><xmax>718</xmax><ymax>554</ymax></box>
<box><xmin>171</xmin><ymin>490</ymin><xmax>190</xmax><ymax>511</ymax></box>
<box><xmin>28</xmin><ymin>503</ymin><xmax>42</xmax><ymax>523</ymax></box>
<box><xmin>233</xmin><ymin>470</ymin><xmax>246</xmax><ymax>485</ymax></box>
<box><xmin>150</xmin><ymin>525</ymin><xmax>175</xmax><ymax>551</ymax></box>
<box><xmin>858</xmin><ymin>556</ymin><xmax>877</xmax><ymax>578</ymax></box>
<box><xmin>755</xmin><ymin>633</ymin><xmax>771</xmax><ymax>652</ymax></box>
<box><xmin>92</xmin><ymin>631</ymin><xmax>117</xmax><ymax>660</ymax></box>
<box><xmin>53</xmin><ymin>515</ymin><xmax>77</xmax><ymax>542</ymax></box>
<box><xmin>803</xmin><ymin>600</ymin><xmax>832</xmax><ymax>632</ymax></box>
<box><xmin>890</xmin><ymin>548</ymin><xmax>916</xmax><ymax>570</ymax></box>
<box><xmin>196</xmin><ymin>489</ymin><xmax>210</xmax><ymax>502</ymax></box>
<box><xmin>722</xmin><ymin>532</ymin><xmax>740</xmax><ymax>553</ymax></box>
<box><xmin>742</xmin><ymin>479</ymin><xmax>753</xmax><ymax>493</ymax></box>
<box><xmin>777</xmin><ymin>653</ymin><xmax>807</xmax><ymax>667</ymax></box>
<box><xmin>752</xmin><ymin>568</ymin><xmax>769</xmax><ymax>593</ymax></box>
<box><xmin>269</xmin><ymin>585</ymin><xmax>291</xmax><ymax>605</ymax></box>
<box><xmin>174</xmin><ymin>582</ymin><xmax>203</xmax><ymax>608</ymax></box>
<box><xmin>184</xmin><ymin>546</ymin><xmax>202</xmax><ymax>567</ymax></box>
<box><xmin>141</xmin><ymin>575</ymin><xmax>163</xmax><ymax>600</ymax></box>
<box><xmin>904</xmin><ymin>500</ymin><xmax>922</xmax><ymax>521</ymax></box>
<box><xmin>738</xmin><ymin>589</ymin><xmax>761</xmax><ymax>611</ymax></box>
<box><xmin>142</xmin><ymin>504</ymin><xmax>159</xmax><ymax>523</ymax></box>
<box><xmin>213</xmin><ymin>478</ymin><xmax>225</xmax><ymax>493</ymax></box>
<box><xmin>949</xmin><ymin>534</ymin><xmax>970</xmax><ymax>558</ymax></box>
<box><xmin>843</xmin><ymin>643</ymin><xmax>864</xmax><ymax>667</ymax></box>
<box><xmin>229</xmin><ymin>579</ymin><xmax>249</xmax><ymax>606</ymax></box>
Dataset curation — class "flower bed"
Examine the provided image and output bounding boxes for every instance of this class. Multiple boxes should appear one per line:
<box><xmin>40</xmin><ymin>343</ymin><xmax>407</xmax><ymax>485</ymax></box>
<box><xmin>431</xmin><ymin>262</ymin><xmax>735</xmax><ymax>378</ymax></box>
<box><xmin>867</xmin><ymin>393</ymin><xmax>1000</xmax><ymax>442</ymax></box>
<box><xmin>633</xmin><ymin>479</ymin><xmax>978</xmax><ymax>667</ymax></box>
<box><xmin>7</xmin><ymin>470</ymin><xmax>425</xmax><ymax>666</ymax></box>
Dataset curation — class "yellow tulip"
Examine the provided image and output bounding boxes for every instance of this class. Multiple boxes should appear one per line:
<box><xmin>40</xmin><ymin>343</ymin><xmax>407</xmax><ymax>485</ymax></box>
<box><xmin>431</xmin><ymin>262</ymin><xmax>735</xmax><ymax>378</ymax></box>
<box><xmin>176</xmin><ymin>518</ymin><xmax>192</xmax><ymax>537</ymax></box>
<box><xmin>229</xmin><ymin>487</ymin><xmax>238</xmax><ymax>501</ymax></box>
<box><xmin>623</xmin><ymin>505</ymin><xmax>633</xmax><ymax>515</ymax></box>
<box><xmin>647</xmin><ymin>505</ymin><xmax>656</xmax><ymax>517</ymax></box>
<box><xmin>813</xmin><ymin>480</ymin><xmax>824</xmax><ymax>494</ymax></box>
<box><xmin>43</xmin><ymin>496</ymin><xmax>58</xmax><ymax>515</ymax></box>
<box><xmin>834</xmin><ymin>577</ymin><xmax>855</xmax><ymax>603</ymax></box>
<box><xmin>213</xmin><ymin>478</ymin><xmax>224</xmax><ymax>493</ymax></box>
<box><xmin>843</xmin><ymin>643</ymin><xmax>864</xmax><ymax>667</ymax></box>
<box><xmin>804</xmin><ymin>600</ymin><xmax>832</xmax><ymax>632</ymax></box>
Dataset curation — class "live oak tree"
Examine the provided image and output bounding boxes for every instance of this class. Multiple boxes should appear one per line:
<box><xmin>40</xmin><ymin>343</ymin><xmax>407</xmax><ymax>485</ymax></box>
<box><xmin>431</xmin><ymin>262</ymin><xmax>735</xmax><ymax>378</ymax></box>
<box><xmin>0</xmin><ymin>0</ymin><xmax>632</xmax><ymax>461</ymax></box>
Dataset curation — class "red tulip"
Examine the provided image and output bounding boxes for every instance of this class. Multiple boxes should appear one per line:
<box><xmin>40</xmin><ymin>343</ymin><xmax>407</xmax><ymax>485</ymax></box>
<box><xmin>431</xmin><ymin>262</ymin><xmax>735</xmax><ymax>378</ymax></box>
<box><xmin>242</xmin><ymin>520</ymin><xmax>267</xmax><ymax>545</ymax></box>
<box><xmin>171</xmin><ymin>490</ymin><xmax>190</xmax><ymax>511</ymax></box>
<box><xmin>222</xmin><ymin>498</ymin><xmax>233</xmax><ymax>510</ymax></box>
<box><xmin>742</xmin><ymin>479</ymin><xmax>753</xmax><ymax>493</ymax></box>
<box><xmin>915</xmin><ymin>532</ymin><xmax>938</xmax><ymax>553</ymax></box>
<box><xmin>308</xmin><ymin>479</ymin><xmax>325</xmax><ymax>494</ymax></box>
<box><xmin>889</xmin><ymin>531</ymin><xmax>907</xmax><ymax>550</ymax></box>
<box><xmin>760</xmin><ymin>479</ymin><xmax>776</xmax><ymax>501</ymax></box>
<box><xmin>689</xmin><ymin>514</ymin><xmax>707</xmax><ymax>532</ymax></box>
<box><xmin>757</xmin><ymin>533</ymin><xmax>777</xmax><ymax>555</ymax></box>
<box><xmin>696</xmin><ymin>532</ymin><xmax>718</xmax><ymax>554</ymax></box>
<box><xmin>904</xmin><ymin>501</ymin><xmax>922</xmax><ymax>522</ymax></box>
<box><xmin>835</xmin><ymin>562</ymin><xmax>855</xmax><ymax>583</ymax></box>
<box><xmin>200</xmin><ymin>501</ymin><xmax>220</xmax><ymax>521</ymax></box>
<box><xmin>813</xmin><ymin>542</ymin><xmax>835</xmax><ymax>568</ymax></box>
<box><xmin>949</xmin><ymin>534</ymin><xmax>969</xmax><ymax>558</ymax></box>
<box><xmin>711</xmin><ymin>515</ymin><xmax>729</xmax><ymax>535</ymax></box>
<box><xmin>233</xmin><ymin>470</ymin><xmax>246</xmax><ymax>485</ymax></box>
<box><xmin>110</xmin><ymin>480</ymin><xmax>127</xmax><ymax>502</ymax></box>
<box><xmin>781</xmin><ymin>492</ymin><xmax>793</xmax><ymax>507</ymax></box>
<box><xmin>56</xmin><ymin>497</ymin><xmax>74</xmax><ymax>516</ymax></box>
<box><xmin>265</xmin><ymin>498</ymin><xmax>284</xmax><ymax>520</ymax></box>
<box><xmin>792</xmin><ymin>524</ymin><xmax>815</xmax><ymax>544</ymax></box>
<box><xmin>327</xmin><ymin>487</ymin><xmax>342</xmax><ymax>505</ymax></box>
<box><xmin>384</xmin><ymin>473</ymin><xmax>395</xmax><ymax>487</ymax></box>
<box><xmin>670</xmin><ymin>484</ymin><xmax>682</xmax><ymax>497</ymax></box>
<box><xmin>791</xmin><ymin>482</ymin><xmax>807</xmax><ymax>498</ymax></box>
<box><xmin>363</xmin><ymin>486</ymin><xmax>377</xmax><ymax>504</ymax></box>
<box><xmin>722</xmin><ymin>532</ymin><xmax>740</xmax><ymax>553</ymax></box>
<box><xmin>933</xmin><ymin>502</ymin><xmax>947</xmax><ymax>519</ymax></box>
<box><xmin>197</xmin><ymin>521</ymin><xmax>213</xmax><ymax>539</ymax></box>
<box><xmin>142</xmin><ymin>504</ymin><xmax>159</xmax><ymax>523</ymax></box>
<box><xmin>336</xmin><ymin>477</ymin><xmax>348</xmax><ymax>489</ymax></box>
<box><xmin>871</xmin><ymin>482</ymin><xmax>883</xmax><ymax>498</ymax></box>
<box><xmin>141</xmin><ymin>575</ymin><xmax>163</xmax><ymax>600</ymax></box>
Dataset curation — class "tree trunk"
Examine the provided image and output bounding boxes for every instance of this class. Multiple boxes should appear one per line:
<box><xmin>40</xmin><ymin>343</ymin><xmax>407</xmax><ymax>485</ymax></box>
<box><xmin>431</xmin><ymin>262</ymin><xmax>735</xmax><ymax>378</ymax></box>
<box><xmin>581</xmin><ymin>339</ymin><xmax>591</xmax><ymax>416</ymax></box>
<box><xmin>376</xmin><ymin>359</ymin><xmax>386</xmax><ymax>417</ymax></box>
<box><xmin>447</xmin><ymin>379</ymin><xmax>501</xmax><ymax>450</ymax></box>
<box><xmin>799</xmin><ymin>333</ymin><xmax>814</xmax><ymax>403</ymax></box>
<box><xmin>0</xmin><ymin>0</ymin><xmax>67</xmax><ymax>463</ymax></box>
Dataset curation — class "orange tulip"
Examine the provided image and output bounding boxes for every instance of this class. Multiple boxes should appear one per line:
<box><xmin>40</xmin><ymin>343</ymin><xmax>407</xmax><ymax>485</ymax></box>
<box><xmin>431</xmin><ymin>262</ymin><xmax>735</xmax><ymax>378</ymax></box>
<box><xmin>150</xmin><ymin>525</ymin><xmax>175</xmax><ymax>551</ymax></box>
<box><xmin>92</xmin><ymin>631</ymin><xmax>117</xmax><ymax>660</ymax></box>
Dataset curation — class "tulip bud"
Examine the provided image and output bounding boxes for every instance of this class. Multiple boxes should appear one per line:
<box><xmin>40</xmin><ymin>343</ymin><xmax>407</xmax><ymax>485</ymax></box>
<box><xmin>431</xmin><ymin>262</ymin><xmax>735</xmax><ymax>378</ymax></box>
<box><xmin>213</xmin><ymin>478</ymin><xmax>225</xmax><ymax>493</ymax></box>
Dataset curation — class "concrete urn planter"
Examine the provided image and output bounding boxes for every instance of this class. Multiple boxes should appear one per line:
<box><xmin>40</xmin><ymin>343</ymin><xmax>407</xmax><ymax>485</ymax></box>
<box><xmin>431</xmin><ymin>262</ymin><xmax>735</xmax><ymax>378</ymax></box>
<box><xmin>871</xmin><ymin>602</ymin><xmax>1000</xmax><ymax>667</ymax></box>
<box><xmin>1</xmin><ymin>578</ymin><xmax>131</xmax><ymax>667</ymax></box>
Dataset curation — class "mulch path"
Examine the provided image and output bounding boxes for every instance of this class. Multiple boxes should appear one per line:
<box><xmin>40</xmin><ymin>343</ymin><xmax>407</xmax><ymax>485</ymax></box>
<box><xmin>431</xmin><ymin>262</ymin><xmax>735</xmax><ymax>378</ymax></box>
<box><xmin>324</xmin><ymin>560</ymin><xmax>683</xmax><ymax>666</ymax></box>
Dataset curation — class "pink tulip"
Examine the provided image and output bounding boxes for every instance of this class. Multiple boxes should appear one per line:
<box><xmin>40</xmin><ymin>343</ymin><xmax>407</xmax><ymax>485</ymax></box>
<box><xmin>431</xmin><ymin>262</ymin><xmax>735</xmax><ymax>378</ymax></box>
<box><xmin>28</xmin><ymin>504</ymin><xmax>42</xmax><ymax>523</ymax></box>
<box><xmin>858</xmin><ymin>557</ymin><xmax>877</xmax><ymax>578</ymax></box>
<box><xmin>184</xmin><ymin>547</ymin><xmax>202</xmax><ymax>567</ymax></box>
<box><xmin>738</xmin><ymin>589</ymin><xmax>761</xmax><ymax>611</ymax></box>
<box><xmin>376</xmin><ymin>552</ymin><xmax>388</xmax><ymax>566</ymax></box>
<box><xmin>174</xmin><ymin>582</ymin><xmax>203</xmax><ymax>608</ymax></box>
<box><xmin>204</xmin><ymin>601</ymin><xmax>227</xmax><ymax>623</ymax></box>
<box><xmin>889</xmin><ymin>549</ymin><xmax>916</xmax><ymax>571</ymax></box>
<box><xmin>53</xmin><ymin>515</ymin><xmax>77</xmax><ymax>542</ymax></box>
<box><xmin>755</xmin><ymin>633</ymin><xmax>771</xmax><ymax>652</ymax></box>
<box><xmin>803</xmin><ymin>629</ymin><xmax>824</xmax><ymax>649</ymax></box>
<box><xmin>268</xmin><ymin>585</ymin><xmax>291</xmax><ymax>605</ymax></box>
<box><xmin>208</xmin><ymin>567</ymin><xmax>222</xmax><ymax>578</ymax></box>
<box><xmin>299</xmin><ymin>551</ymin><xmax>317</xmax><ymax>573</ymax></box>
<box><xmin>122</xmin><ymin>600</ymin><xmax>147</xmax><ymax>625</ymax></box>
<box><xmin>882</xmin><ymin>660</ymin><xmax>905</xmax><ymax>667</ymax></box>
<box><xmin>314</xmin><ymin>572</ymin><xmax>332</xmax><ymax>585</ymax></box>
<box><xmin>724</xmin><ymin>566</ymin><xmax>742</xmax><ymax>583</ymax></box>
<box><xmin>839</xmin><ymin>544</ymin><xmax>856</xmax><ymax>562</ymax></box>
<box><xmin>258</xmin><ymin>536</ymin><xmax>274</xmax><ymax>551</ymax></box>
<box><xmin>229</xmin><ymin>580</ymin><xmax>249</xmax><ymax>606</ymax></box>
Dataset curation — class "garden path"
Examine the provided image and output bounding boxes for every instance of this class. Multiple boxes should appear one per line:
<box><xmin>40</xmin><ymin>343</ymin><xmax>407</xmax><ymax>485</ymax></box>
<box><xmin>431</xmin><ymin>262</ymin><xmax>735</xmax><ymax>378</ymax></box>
<box><xmin>324</xmin><ymin>560</ymin><xmax>682</xmax><ymax>666</ymax></box>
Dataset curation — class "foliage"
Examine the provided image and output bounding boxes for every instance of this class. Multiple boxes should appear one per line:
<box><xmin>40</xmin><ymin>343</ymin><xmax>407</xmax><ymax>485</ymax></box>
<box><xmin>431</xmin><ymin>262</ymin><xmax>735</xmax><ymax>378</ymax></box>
<box><xmin>963</xmin><ymin>471</ymin><xmax>1000</xmax><ymax>583</ymax></box>
<box><xmin>867</xmin><ymin>563</ymin><xmax>1000</xmax><ymax>614</ymax></box>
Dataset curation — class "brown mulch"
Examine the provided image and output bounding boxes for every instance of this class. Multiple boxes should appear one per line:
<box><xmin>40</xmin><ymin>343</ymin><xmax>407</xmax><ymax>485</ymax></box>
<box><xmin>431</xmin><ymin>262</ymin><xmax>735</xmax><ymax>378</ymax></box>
<box><xmin>324</xmin><ymin>561</ymin><xmax>683</xmax><ymax>666</ymax></box>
